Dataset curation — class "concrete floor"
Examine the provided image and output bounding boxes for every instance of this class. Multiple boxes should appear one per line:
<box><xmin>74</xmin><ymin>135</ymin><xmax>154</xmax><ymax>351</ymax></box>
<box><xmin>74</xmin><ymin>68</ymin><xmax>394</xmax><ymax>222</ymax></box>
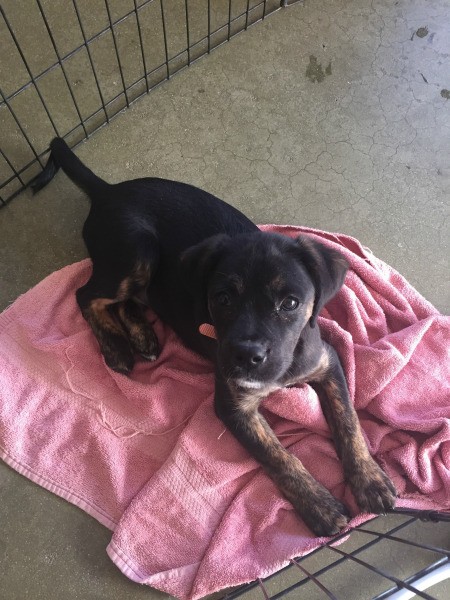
<box><xmin>0</xmin><ymin>0</ymin><xmax>449</xmax><ymax>599</ymax></box>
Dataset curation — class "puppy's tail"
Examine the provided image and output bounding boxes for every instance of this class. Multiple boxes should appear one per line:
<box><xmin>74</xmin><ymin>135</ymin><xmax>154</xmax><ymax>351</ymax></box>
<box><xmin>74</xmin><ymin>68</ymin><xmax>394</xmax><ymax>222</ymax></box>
<box><xmin>30</xmin><ymin>137</ymin><xmax>107</xmax><ymax>196</ymax></box>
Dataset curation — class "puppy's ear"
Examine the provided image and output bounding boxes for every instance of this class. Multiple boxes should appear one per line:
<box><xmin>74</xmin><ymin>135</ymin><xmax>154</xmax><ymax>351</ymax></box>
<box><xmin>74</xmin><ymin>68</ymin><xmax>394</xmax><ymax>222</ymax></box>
<box><xmin>180</xmin><ymin>234</ymin><xmax>230</xmax><ymax>291</ymax></box>
<box><xmin>295</xmin><ymin>235</ymin><xmax>349</xmax><ymax>327</ymax></box>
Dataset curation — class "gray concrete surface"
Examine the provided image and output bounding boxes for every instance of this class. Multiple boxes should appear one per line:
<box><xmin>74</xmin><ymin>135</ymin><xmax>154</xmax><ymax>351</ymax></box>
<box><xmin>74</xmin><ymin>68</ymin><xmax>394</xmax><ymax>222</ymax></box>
<box><xmin>0</xmin><ymin>0</ymin><xmax>449</xmax><ymax>599</ymax></box>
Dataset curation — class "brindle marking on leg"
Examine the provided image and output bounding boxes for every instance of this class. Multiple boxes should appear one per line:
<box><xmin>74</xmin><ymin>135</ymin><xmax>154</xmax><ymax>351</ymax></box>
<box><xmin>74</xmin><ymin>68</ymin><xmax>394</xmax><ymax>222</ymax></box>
<box><xmin>80</xmin><ymin>259</ymin><xmax>154</xmax><ymax>372</ymax></box>
<box><xmin>316</xmin><ymin>365</ymin><xmax>396</xmax><ymax>514</ymax></box>
<box><xmin>224</xmin><ymin>394</ymin><xmax>349</xmax><ymax>536</ymax></box>
<box><xmin>116</xmin><ymin>260</ymin><xmax>151</xmax><ymax>301</ymax></box>
<box><xmin>83</xmin><ymin>297</ymin><xmax>134</xmax><ymax>373</ymax></box>
<box><xmin>88</xmin><ymin>298</ymin><xmax>121</xmax><ymax>332</ymax></box>
<box><xmin>116</xmin><ymin>277</ymin><xmax>132</xmax><ymax>302</ymax></box>
<box><xmin>115</xmin><ymin>300</ymin><xmax>159</xmax><ymax>360</ymax></box>
<box><xmin>321</xmin><ymin>376</ymin><xmax>372</xmax><ymax>465</ymax></box>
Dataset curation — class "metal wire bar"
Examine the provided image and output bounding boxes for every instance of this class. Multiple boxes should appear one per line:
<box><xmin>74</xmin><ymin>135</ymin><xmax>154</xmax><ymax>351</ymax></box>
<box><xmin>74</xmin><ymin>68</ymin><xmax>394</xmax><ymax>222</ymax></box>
<box><xmin>71</xmin><ymin>0</ymin><xmax>109</xmax><ymax>123</ymax></box>
<box><xmin>291</xmin><ymin>558</ymin><xmax>338</xmax><ymax>600</ymax></box>
<box><xmin>222</xmin><ymin>517</ymin><xmax>419</xmax><ymax>598</ymax></box>
<box><xmin>222</xmin><ymin>512</ymin><xmax>450</xmax><ymax>600</ymax></box>
<box><xmin>245</xmin><ymin>0</ymin><xmax>251</xmax><ymax>29</ymax></box>
<box><xmin>103</xmin><ymin>0</ymin><xmax>130</xmax><ymax>107</ymax></box>
<box><xmin>0</xmin><ymin>5</ymin><xmax>59</xmax><ymax>138</ymax></box>
<box><xmin>0</xmin><ymin>148</ymin><xmax>25</xmax><ymax>188</ymax></box>
<box><xmin>327</xmin><ymin>545</ymin><xmax>436</xmax><ymax>600</ymax></box>
<box><xmin>354</xmin><ymin>527</ymin><xmax>450</xmax><ymax>556</ymax></box>
<box><xmin>0</xmin><ymin>147</ymin><xmax>22</xmax><ymax>205</ymax></box>
<box><xmin>257</xmin><ymin>578</ymin><xmax>270</xmax><ymax>599</ymax></box>
<box><xmin>281</xmin><ymin>0</ymin><xmax>304</xmax><ymax>6</ymax></box>
<box><xmin>159</xmin><ymin>0</ymin><xmax>170</xmax><ymax>79</ymax></box>
<box><xmin>133</xmin><ymin>0</ymin><xmax>149</xmax><ymax>93</ymax></box>
<box><xmin>387</xmin><ymin>508</ymin><xmax>450</xmax><ymax>522</ymax></box>
<box><xmin>207</xmin><ymin>0</ymin><xmax>211</xmax><ymax>53</ymax></box>
<box><xmin>373</xmin><ymin>557</ymin><xmax>450</xmax><ymax>600</ymax></box>
<box><xmin>184</xmin><ymin>0</ymin><xmax>191</xmax><ymax>65</ymax></box>
<box><xmin>0</xmin><ymin>86</ymin><xmax>44</xmax><ymax>167</ymax></box>
<box><xmin>34</xmin><ymin>0</ymin><xmax>88</xmax><ymax>138</ymax></box>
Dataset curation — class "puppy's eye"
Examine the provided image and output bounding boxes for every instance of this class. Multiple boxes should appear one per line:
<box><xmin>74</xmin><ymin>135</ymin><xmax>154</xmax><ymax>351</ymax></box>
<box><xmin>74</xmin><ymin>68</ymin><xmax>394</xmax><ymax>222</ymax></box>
<box><xmin>215</xmin><ymin>291</ymin><xmax>231</xmax><ymax>306</ymax></box>
<box><xmin>280</xmin><ymin>296</ymin><xmax>300</xmax><ymax>311</ymax></box>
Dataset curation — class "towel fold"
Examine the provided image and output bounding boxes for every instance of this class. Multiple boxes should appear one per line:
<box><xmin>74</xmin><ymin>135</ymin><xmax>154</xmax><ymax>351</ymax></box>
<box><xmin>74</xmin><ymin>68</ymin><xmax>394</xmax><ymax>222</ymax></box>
<box><xmin>1</xmin><ymin>225</ymin><xmax>449</xmax><ymax>600</ymax></box>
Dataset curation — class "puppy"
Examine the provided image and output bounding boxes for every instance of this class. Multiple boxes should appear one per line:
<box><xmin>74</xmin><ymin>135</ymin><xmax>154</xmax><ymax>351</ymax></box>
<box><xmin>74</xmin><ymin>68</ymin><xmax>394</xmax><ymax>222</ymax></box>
<box><xmin>32</xmin><ymin>138</ymin><xmax>396</xmax><ymax>536</ymax></box>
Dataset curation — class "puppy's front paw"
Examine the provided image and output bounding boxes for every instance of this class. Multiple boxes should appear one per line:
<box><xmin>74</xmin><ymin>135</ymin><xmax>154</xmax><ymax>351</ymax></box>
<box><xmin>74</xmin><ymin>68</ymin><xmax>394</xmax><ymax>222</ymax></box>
<box><xmin>301</xmin><ymin>492</ymin><xmax>350</xmax><ymax>537</ymax></box>
<box><xmin>349</xmin><ymin>459</ymin><xmax>396</xmax><ymax>514</ymax></box>
<box><xmin>287</xmin><ymin>481</ymin><xmax>350</xmax><ymax>537</ymax></box>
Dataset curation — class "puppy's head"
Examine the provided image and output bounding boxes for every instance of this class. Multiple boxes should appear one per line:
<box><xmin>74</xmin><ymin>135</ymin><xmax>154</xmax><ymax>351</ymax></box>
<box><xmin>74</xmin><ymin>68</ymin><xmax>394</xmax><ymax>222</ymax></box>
<box><xmin>182</xmin><ymin>232</ymin><xmax>348</xmax><ymax>390</ymax></box>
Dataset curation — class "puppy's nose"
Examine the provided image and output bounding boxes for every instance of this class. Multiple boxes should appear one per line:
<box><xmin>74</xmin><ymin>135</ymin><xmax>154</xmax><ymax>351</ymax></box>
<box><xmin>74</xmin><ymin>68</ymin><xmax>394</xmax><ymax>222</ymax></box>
<box><xmin>233</xmin><ymin>341</ymin><xmax>269</xmax><ymax>368</ymax></box>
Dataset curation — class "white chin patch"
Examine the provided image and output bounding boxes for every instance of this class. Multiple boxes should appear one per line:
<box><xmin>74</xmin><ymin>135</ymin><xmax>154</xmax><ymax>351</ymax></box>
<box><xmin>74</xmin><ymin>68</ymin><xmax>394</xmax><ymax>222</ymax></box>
<box><xmin>235</xmin><ymin>379</ymin><xmax>264</xmax><ymax>390</ymax></box>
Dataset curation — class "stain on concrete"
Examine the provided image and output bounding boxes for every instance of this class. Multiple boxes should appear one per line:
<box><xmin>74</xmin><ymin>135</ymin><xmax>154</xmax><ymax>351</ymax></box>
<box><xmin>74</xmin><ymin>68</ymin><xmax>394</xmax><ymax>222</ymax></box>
<box><xmin>441</xmin><ymin>89</ymin><xmax>450</xmax><ymax>100</ymax></box>
<box><xmin>306</xmin><ymin>55</ymin><xmax>332</xmax><ymax>83</ymax></box>
<box><xmin>415</xmin><ymin>26</ymin><xmax>429</xmax><ymax>38</ymax></box>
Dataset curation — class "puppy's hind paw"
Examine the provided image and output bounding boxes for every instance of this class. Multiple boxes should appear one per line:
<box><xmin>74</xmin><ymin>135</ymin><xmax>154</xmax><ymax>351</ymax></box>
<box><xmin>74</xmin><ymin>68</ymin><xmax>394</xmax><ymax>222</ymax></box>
<box><xmin>103</xmin><ymin>340</ymin><xmax>135</xmax><ymax>375</ymax></box>
<box><xmin>127</xmin><ymin>322</ymin><xmax>160</xmax><ymax>362</ymax></box>
<box><xmin>140</xmin><ymin>352</ymin><xmax>158</xmax><ymax>362</ymax></box>
<box><xmin>135</xmin><ymin>333</ymin><xmax>160</xmax><ymax>362</ymax></box>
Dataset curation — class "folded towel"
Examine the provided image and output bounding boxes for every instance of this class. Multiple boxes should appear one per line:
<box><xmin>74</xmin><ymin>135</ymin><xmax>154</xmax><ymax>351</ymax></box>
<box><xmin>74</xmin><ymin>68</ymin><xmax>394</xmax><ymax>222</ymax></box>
<box><xmin>0</xmin><ymin>225</ymin><xmax>449</xmax><ymax>600</ymax></box>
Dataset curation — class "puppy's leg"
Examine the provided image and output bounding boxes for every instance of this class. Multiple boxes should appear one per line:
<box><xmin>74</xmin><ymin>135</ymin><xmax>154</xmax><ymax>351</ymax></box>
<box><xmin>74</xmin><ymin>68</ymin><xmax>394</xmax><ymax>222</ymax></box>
<box><xmin>314</xmin><ymin>345</ymin><xmax>396</xmax><ymax>514</ymax></box>
<box><xmin>77</xmin><ymin>260</ymin><xmax>156</xmax><ymax>374</ymax></box>
<box><xmin>214</xmin><ymin>373</ymin><xmax>349</xmax><ymax>537</ymax></box>
<box><xmin>113</xmin><ymin>299</ymin><xmax>159</xmax><ymax>361</ymax></box>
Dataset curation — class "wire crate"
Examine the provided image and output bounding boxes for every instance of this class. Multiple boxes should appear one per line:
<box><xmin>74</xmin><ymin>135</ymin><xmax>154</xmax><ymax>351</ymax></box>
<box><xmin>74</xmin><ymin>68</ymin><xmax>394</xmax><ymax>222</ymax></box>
<box><xmin>223</xmin><ymin>510</ymin><xmax>450</xmax><ymax>600</ymax></box>
<box><xmin>0</xmin><ymin>0</ymin><xmax>294</xmax><ymax>206</ymax></box>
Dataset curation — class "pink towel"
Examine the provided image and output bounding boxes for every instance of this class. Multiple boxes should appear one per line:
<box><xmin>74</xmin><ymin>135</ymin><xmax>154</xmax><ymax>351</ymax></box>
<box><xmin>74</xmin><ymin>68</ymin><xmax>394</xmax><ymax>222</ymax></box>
<box><xmin>0</xmin><ymin>225</ymin><xmax>449</xmax><ymax>600</ymax></box>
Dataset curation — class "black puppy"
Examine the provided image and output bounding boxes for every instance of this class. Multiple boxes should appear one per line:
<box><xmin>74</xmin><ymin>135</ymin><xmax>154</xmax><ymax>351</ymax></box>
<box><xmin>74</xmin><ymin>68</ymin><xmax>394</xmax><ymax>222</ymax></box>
<box><xmin>32</xmin><ymin>138</ymin><xmax>396</xmax><ymax>536</ymax></box>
